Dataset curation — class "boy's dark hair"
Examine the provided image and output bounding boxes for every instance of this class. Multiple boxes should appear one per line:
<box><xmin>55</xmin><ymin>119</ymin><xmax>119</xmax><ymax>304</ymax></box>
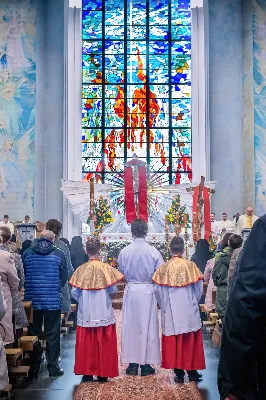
<box><xmin>170</xmin><ymin>236</ymin><xmax>184</xmax><ymax>254</ymax></box>
<box><xmin>131</xmin><ymin>219</ymin><xmax>148</xmax><ymax>238</ymax></box>
<box><xmin>86</xmin><ymin>239</ymin><xmax>100</xmax><ymax>256</ymax></box>
<box><xmin>222</xmin><ymin>232</ymin><xmax>233</xmax><ymax>250</ymax></box>
<box><xmin>229</xmin><ymin>234</ymin><xmax>243</xmax><ymax>250</ymax></box>
<box><xmin>3</xmin><ymin>215</ymin><xmax>8</xmax><ymax>219</ymax></box>
<box><xmin>25</xmin><ymin>215</ymin><xmax>30</xmax><ymax>219</ymax></box>
<box><xmin>46</xmin><ymin>219</ymin><xmax>62</xmax><ymax>236</ymax></box>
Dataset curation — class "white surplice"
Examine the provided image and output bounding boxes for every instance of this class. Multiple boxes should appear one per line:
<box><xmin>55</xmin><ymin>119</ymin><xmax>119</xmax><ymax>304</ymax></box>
<box><xmin>217</xmin><ymin>219</ymin><xmax>233</xmax><ymax>242</ymax></box>
<box><xmin>118</xmin><ymin>238</ymin><xmax>163</xmax><ymax>365</ymax></box>
<box><xmin>234</xmin><ymin>215</ymin><xmax>259</xmax><ymax>235</ymax></box>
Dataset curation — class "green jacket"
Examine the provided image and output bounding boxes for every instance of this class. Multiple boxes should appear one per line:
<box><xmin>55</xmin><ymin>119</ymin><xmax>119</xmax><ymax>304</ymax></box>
<box><xmin>212</xmin><ymin>247</ymin><xmax>234</xmax><ymax>316</ymax></box>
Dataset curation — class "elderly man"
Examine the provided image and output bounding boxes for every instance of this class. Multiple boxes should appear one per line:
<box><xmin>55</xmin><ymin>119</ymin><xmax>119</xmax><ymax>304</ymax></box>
<box><xmin>23</xmin><ymin>230</ymin><xmax>68</xmax><ymax>378</ymax></box>
<box><xmin>234</xmin><ymin>207</ymin><xmax>258</xmax><ymax>235</ymax></box>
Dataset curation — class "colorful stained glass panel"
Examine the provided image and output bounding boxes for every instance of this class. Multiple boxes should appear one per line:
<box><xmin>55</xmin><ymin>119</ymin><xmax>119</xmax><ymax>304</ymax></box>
<box><xmin>82</xmin><ymin>0</ymin><xmax>192</xmax><ymax>184</ymax></box>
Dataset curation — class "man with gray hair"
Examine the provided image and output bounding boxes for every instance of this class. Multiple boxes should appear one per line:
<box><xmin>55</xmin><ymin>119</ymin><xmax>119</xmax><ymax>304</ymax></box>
<box><xmin>22</xmin><ymin>230</ymin><xmax>68</xmax><ymax>378</ymax></box>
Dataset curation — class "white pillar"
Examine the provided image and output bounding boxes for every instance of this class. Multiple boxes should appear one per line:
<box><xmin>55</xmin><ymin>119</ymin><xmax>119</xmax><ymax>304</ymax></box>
<box><xmin>63</xmin><ymin>0</ymin><xmax>82</xmax><ymax>239</ymax></box>
<box><xmin>191</xmin><ymin>0</ymin><xmax>210</xmax><ymax>182</ymax></box>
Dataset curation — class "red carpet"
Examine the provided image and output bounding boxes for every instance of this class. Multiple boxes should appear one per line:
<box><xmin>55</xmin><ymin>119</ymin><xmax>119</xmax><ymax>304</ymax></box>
<box><xmin>74</xmin><ymin>310</ymin><xmax>203</xmax><ymax>400</ymax></box>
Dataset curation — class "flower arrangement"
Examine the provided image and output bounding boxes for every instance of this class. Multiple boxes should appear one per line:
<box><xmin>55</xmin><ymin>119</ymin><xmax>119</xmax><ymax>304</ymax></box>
<box><xmin>103</xmin><ymin>240</ymin><xmax>168</xmax><ymax>268</ymax></box>
<box><xmin>166</xmin><ymin>194</ymin><xmax>191</xmax><ymax>230</ymax></box>
<box><xmin>209</xmin><ymin>236</ymin><xmax>217</xmax><ymax>253</ymax></box>
<box><xmin>87</xmin><ymin>196</ymin><xmax>114</xmax><ymax>233</ymax></box>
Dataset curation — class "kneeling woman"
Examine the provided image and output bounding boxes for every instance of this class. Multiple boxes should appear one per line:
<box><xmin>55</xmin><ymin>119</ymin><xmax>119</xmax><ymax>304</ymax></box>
<box><xmin>153</xmin><ymin>236</ymin><xmax>206</xmax><ymax>383</ymax></box>
<box><xmin>70</xmin><ymin>239</ymin><xmax>124</xmax><ymax>382</ymax></box>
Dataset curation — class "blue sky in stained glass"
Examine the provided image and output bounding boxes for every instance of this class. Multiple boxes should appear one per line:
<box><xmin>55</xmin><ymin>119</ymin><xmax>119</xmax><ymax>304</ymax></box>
<box><xmin>82</xmin><ymin>0</ymin><xmax>192</xmax><ymax>183</ymax></box>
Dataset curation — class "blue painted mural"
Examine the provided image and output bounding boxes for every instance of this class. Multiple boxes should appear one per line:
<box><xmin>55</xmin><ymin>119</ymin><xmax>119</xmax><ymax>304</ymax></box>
<box><xmin>0</xmin><ymin>1</ymin><xmax>36</xmax><ymax>221</ymax></box>
<box><xmin>254</xmin><ymin>0</ymin><xmax>266</xmax><ymax>215</ymax></box>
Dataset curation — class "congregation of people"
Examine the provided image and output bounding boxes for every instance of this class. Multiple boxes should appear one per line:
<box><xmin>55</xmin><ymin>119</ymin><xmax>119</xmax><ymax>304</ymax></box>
<box><xmin>0</xmin><ymin>207</ymin><xmax>261</xmax><ymax>399</ymax></box>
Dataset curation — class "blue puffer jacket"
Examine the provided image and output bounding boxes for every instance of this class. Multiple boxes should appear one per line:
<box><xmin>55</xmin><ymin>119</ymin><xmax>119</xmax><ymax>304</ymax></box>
<box><xmin>23</xmin><ymin>239</ymin><xmax>68</xmax><ymax>310</ymax></box>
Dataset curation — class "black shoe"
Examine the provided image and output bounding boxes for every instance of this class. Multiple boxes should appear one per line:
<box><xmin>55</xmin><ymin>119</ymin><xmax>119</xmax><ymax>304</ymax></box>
<box><xmin>174</xmin><ymin>369</ymin><xmax>185</xmax><ymax>384</ymax></box>
<box><xmin>140</xmin><ymin>364</ymin><xmax>155</xmax><ymax>377</ymax></box>
<box><xmin>97</xmin><ymin>376</ymin><xmax>108</xmax><ymax>382</ymax></box>
<box><xmin>82</xmin><ymin>375</ymin><xmax>94</xmax><ymax>382</ymax></box>
<box><xmin>126</xmin><ymin>363</ymin><xmax>139</xmax><ymax>376</ymax></box>
<box><xmin>49</xmin><ymin>368</ymin><xmax>64</xmax><ymax>377</ymax></box>
<box><xmin>187</xmin><ymin>370</ymin><xmax>202</xmax><ymax>382</ymax></box>
<box><xmin>28</xmin><ymin>371</ymin><xmax>39</xmax><ymax>380</ymax></box>
<box><xmin>174</xmin><ymin>376</ymin><xmax>185</xmax><ymax>384</ymax></box>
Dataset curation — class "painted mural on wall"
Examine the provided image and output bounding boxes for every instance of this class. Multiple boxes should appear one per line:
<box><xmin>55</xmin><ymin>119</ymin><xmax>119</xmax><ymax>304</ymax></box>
<box><xmin>254</xmin><ymin>0</ymin><xmax>266</xmax><ymax>215</ymax></box>
<box><xmin>0</xmin><ymin>1</ymin><xmax>36</xmax><ymax>221</ymax></box>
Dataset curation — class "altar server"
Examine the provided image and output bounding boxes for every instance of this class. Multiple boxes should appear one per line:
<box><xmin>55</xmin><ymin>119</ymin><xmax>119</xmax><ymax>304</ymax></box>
<box><xmin>153</xmin><ymin>236</ymin><xmax>206</xmax><ymax>384</ymax></box>
<box><xmin>70</xmin><ymin>238</ymin><xmax>123</xmax><ymax>383</ymax></box>
<box><xmin>118</xmin><ymin>219</ymin><xmax>163</xmax><ymax>376</ymax></box>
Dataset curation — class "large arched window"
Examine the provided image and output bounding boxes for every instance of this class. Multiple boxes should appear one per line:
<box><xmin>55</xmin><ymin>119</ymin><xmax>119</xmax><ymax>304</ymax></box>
<box><xmin>82</xmin><ymin>0</ymin><xmax>191</xmax><ymax>185</ymax></box>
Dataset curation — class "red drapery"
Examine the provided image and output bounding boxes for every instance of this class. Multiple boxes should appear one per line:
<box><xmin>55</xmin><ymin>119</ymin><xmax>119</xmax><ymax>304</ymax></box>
<box><xmin>138</xmin><ymin>166</ymin><xmax>148</xmax><ymax>222</ymax></box>
<box><xmin>124</xmin><ymin>167</ymin><xmax>137</xmax><ymax>224</ymax></box>
<box><xmin>203</xmin><ymin>187</ymin><xmax>211</xmax><ymax>240</ymax></box>
<box><xmin>192</xmin><ymin>185</ymin><xmax>211</xmax><ymax>242</ymax></box>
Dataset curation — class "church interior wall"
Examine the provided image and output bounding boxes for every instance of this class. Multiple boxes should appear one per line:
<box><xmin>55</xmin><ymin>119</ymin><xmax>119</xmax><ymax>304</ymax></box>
<box><xmin>209</xmin><ymin>0</ymin><xmax>244</xmax><ymax>219</ymax></box>
<box><xmin>34</xmin><ymin>0</ymin><xmax>65</xmax><ymax>223</ymax></box>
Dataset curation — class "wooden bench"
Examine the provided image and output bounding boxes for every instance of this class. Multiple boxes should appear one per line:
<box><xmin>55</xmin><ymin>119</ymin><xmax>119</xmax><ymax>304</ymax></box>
<box><xmin>22</xmin><ymin>301</ymin><xmax>33</xmax><ymax>324</ymax></box>
<box><xmin>212</xmin><ymin>288</ymin><xmax>217</xmax><ymax>306</ymax></box>
<box><xmin>1</xmin><ymin>384</ymin><xmax>12</xmax><ymax>399</ymax></box>
<box><xmin>203</xmin><ymin>282</ymin><xmax>208</xmax><ymax>296</ymax></box>
<box><xmin>5</xmin><ymin>349</ymin><xmax>23</xmax><ymax>367</ymax></box>
<box><xmin>199</xmin><ymin>304</ymin><xmax>206</xmax><ymax>313</ymax></box>
<box><xmin>9</xmin><ymin>366</ymin><xmax>30</xmax><ymax>378</ymax></box>
<box><xmin>19</xmin><ymin>336</ymin><xmax>38</xmax><ymax>352</ymax></box>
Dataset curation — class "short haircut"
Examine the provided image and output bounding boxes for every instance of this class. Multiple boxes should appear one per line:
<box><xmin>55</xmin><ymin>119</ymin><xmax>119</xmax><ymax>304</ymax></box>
<box><xmin>229</xmin><ymin>234</ymin><xmax>243</xmax><ymax>250</ymax></box>
<box><xmin>25</xmin><ymin>215</ymin><xmax>30</xmax><ymax>219</ymax></box>
<box><xmin>211</xmin><ymin>212</ymin><xmax>215</xmax><ymax>216</ymax></box>
<box><xmin>3</xmin><ymin>215</ymin><xmax>8</xmax><ymax>219</ymax></box>
<box><xmin>221</xmin><ymin>232</ymin><xmax>233</xmax><ymax>250</ymax></box>
<box><xmin>222</xmin><ymin>212</ymin><xmax>227</xmax><ymax>215</ymax></box>
<box><xmin>40</xmin><ymin>230</ymin><xmax>55</xmax><ymax>242</ymax></box>
<box><xmin>86</xmin><ymin>239</ymin><xmax>100</xmax><ymax>255</ymax></box>
<box><xmin>0</xmin><ymin>227</ymin><xmax>11</xmax><ymax>243</ymax></box>
<box><xmin>170</xmin><ymin>236</ymin><xmax>184</xmax><ymax>254</ymax></box>
<box><xmin>131</xmin><ymin>219</ymin><xmax>148</xmax><ymax>238</ymax></box>
<box><xmin>46</xmin><ymin>219</ymin><xmax>62</xmax><ymax>236</ymax></box>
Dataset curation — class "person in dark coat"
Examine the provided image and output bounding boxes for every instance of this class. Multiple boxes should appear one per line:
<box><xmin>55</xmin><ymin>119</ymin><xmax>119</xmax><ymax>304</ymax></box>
<box><xmin>23</xmin><ymin>230</ymin><xmax>68</xmax><ymax>378</ymax></box>
<box><xmin>70</xmin><ymin>236</ymin><xmax>88</xmax><ymax>270</ymax></box>
<box><xmin>218</xmin><ymin>215</ymin><xmax>266</xmax><ymax>400</ymax></box>
<box><xmin>212</xmin><ymin>234</ymin><xmax>242</xmax><ymax>318</ymax></box>
<box><xmin>191</xmin><ymin>239</ymin><xmax>212</xmax><ymax>274</ymax></box>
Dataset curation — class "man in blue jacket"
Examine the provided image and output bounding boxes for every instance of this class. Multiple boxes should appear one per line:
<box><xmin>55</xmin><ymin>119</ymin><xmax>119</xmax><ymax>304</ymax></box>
<box><xmin>23</xmin><ymin>230</ymin><xmax>68</xmax><ymax>378</ymax></box>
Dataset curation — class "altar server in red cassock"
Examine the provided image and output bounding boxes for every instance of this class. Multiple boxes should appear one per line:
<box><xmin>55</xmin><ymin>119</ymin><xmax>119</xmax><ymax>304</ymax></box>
<box><xmin>69</xmin><ymin>239</ymin><xmax>124</xmax><ymax>383</ymax></box>
<box><xmin>153</xmin><ymin>236</ymin><xmax>206</xmax><ymax>384</ymax></box>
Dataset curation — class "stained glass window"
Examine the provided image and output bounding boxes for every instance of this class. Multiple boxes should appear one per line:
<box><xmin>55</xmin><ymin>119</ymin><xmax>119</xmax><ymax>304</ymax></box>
<box><xmin>82</xmin><ymin>0</ymin><xmax>191</xmax><ymax>184</ymax></box>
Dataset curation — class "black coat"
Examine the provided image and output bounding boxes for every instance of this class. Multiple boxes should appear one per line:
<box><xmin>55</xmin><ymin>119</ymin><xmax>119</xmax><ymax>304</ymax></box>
<box><xmin>218</xmin><ymin>215</ymin><xmax>266</xmax><ymax>400</ymax></box>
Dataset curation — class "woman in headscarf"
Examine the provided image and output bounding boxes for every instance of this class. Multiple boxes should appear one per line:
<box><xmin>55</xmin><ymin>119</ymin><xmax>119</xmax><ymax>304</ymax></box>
<box><xmin>218</xmin><ymin>215</ymin><xmax>266</xmax><ymax>400</ymax></box>
<box><xmin>0</xmin><ymin>228</ymin><xmax>28</xmax><ymax>339</ymax></box>
<box><xmin>191</xmin><ymin>239</ymin><xmax>212</xmax><ymax>274</ymax></box>
<box><xmin>70</xmin><ymin>236</ymin><xmax>88</xmax><ymax>271</ymax></box>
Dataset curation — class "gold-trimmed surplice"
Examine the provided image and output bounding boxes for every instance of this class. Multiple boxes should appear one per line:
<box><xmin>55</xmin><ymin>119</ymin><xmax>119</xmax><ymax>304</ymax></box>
<box><xmin>69</xmin><ymin>260</ymin><xmax>124</xmax><ymax>290</ymax></box>
<box><xmin>152</xmin><ymin>257</ymin><xmax>203</xmax><ymax>287</ymax></box>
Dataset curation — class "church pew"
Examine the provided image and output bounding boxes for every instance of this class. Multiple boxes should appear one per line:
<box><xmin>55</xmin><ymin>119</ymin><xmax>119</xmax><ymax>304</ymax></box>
<box><xmin>22</xmin><ymin>302</ymin><xmax>33</xmax><ymax>324</ymax></box>
<box><xmin>5</xmin><ymin>349</ymin><xmax>23</xmax><ymax>367</ymax></box>
<box><xmin>203</xmin><ymin>282</ymin><xmax>208</xmax><ymax>296</ymax></box>
<box><xmin>1</xmin><ymin>384</ymin><xmax>12</xmax><ymax>399</ymax></box>
<box><xmin>18</xmin><ymin>336</ymin><xmax>38</xmax><ymax>352</ymax></box>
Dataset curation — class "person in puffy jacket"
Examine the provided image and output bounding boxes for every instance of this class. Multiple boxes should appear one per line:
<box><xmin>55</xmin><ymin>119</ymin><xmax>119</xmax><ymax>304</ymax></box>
<box><xmin>23</xmin><ymin>230</ymin><xmax>68</xmax><ymax>378</ymax></box>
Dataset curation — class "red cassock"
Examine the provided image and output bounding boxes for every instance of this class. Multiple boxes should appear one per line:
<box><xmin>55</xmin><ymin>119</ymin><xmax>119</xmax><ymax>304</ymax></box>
<box><xmin>162</xmin><ymin>329</ymin><xmax>206</xmax><ymax>370</ymax></box>
<box><xmin>74</xmin><ymin>324</ymin><xmax>119</xmax><ymax>378</ymax></box>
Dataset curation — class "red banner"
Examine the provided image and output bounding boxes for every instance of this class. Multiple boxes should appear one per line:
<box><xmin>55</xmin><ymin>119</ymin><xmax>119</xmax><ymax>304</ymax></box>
<box><xmin>124</xmin><ymin>167</ymin><xmax>137</xmax><ymax>223</ymax></box>
<box><xmin>192</xmin><ymin>186</ymin><xmax>199</xmax><ymax>242</ymax></box>
<box><xmin>203</xmin><ymin>187</ymin><xmax>211</xmax><ymax>240</ymax></box>
<box><xmin>138</xmin><ymin>166</ymin><xmax>148</xmax><ymax>222</ymax></box>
